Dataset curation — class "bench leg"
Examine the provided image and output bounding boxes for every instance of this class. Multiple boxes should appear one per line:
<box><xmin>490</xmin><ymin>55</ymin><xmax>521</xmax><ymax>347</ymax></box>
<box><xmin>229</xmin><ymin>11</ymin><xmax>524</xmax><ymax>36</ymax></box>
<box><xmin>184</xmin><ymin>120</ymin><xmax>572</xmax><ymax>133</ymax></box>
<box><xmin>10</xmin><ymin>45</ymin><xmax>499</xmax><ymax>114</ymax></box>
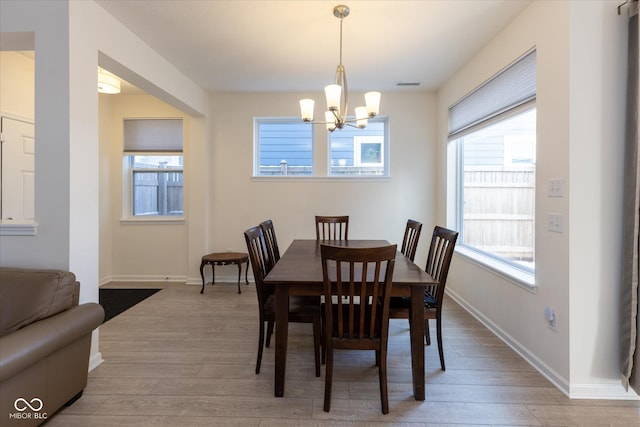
<box><xmin>236</xmin><ymin>262</ymin><xmax>242</xmax><ymax>294</ymax></box>
<box><xmin>200</xmin><ymin>261</ymin><xmax>206</xmax><ymax>294</ymax></box>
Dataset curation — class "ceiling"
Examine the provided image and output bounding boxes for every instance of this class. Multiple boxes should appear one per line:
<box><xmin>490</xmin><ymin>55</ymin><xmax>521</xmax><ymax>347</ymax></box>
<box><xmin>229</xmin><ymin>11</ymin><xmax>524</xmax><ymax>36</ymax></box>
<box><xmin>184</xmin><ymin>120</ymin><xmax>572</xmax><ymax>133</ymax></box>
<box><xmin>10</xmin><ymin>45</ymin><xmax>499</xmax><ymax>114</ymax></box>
<box><xmin>95</xmin><ymin>0</ymin><xmax>531</xmax><ymax>94</ymax></box>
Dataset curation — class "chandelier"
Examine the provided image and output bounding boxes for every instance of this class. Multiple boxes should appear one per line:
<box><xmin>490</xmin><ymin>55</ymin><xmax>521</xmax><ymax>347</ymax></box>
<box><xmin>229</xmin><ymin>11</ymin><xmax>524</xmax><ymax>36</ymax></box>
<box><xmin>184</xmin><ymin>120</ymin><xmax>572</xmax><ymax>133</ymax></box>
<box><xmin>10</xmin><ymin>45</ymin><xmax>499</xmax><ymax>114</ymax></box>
<box><xmin>299</xmin><ymin>5</ymin><xmax>381</xmax><ymax>132</ymax></box>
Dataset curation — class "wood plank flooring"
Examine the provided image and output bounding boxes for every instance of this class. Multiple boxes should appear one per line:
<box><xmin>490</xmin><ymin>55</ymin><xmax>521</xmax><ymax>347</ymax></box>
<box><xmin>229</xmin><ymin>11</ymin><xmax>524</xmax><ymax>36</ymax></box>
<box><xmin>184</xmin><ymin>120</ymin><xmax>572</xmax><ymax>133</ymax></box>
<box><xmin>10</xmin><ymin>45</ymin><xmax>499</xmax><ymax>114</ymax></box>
<box><xmin>47</xmin><ymin>281</ymin><xmax>640</xmax><ymax>426</ymax></box>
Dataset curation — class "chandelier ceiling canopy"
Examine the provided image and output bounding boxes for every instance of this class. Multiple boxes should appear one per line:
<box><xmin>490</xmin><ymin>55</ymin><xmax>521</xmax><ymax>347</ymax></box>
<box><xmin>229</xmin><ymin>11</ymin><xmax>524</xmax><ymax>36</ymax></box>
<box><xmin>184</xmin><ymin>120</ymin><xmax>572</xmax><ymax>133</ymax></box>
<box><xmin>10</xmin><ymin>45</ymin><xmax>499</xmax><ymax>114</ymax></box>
<box><xmin>299</xmin><ymin>4</ymin><xmax>381</xmax><ymax>132</ymax></box>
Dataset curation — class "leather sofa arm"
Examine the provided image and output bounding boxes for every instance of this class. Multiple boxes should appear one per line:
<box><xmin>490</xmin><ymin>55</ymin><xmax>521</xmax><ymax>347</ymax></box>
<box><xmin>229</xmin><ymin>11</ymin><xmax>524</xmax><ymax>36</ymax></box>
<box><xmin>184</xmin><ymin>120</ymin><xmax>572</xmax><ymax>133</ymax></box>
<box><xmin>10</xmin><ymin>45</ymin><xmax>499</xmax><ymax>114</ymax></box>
<box><xmin>0</xmin><ymin>303</ymin><xmax>104</xmax><ymax>382</ymax></box>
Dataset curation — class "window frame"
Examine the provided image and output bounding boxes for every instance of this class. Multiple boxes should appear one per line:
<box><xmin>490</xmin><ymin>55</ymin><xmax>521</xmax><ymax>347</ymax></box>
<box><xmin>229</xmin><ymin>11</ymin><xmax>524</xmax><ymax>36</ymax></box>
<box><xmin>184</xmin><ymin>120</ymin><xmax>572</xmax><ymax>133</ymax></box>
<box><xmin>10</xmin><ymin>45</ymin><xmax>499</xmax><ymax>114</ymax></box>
<box><xmin>448</xmin><ymin>50</ymin><xmax>537</xmax><ymax>287</ymax></box>
<box><xmin>122</xmin><ymin>153</ymin><xmax>185</xmax><ymax>223</ymax></box>
<box><xmin>253</xmin><ymin>116</ymin><xmax>390</xmax><ymax>179</ymax></box>
<box><xmin>327</xmin><ymin>116</ymin><xmax>389</xmax><ymax>177</ymax></box>
<box><xmin>454</xmin><ymin>106</ymin><xmax>536</xmax><ymax>271</ymax></box>
<box><xmin>253</xmin><ymin>117</ymin><xmax>314</xmax><ymax>177</ymax></box>
<box><xmin>121</xmin><ymin>118</ymin><xmax>185</xmax><ymax>223</ymax></box>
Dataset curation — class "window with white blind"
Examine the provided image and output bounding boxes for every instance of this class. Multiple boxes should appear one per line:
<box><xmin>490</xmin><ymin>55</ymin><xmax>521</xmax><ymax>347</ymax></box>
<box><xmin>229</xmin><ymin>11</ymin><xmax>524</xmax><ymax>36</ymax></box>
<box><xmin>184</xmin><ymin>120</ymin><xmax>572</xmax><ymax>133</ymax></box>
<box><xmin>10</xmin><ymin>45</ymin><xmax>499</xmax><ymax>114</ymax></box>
<box><xmin>449</xmin><ymin>49</ymin><xmax>537</xmax><ymax>280</ymax></box>
<box><xmin>122</xmin><ymin>119</ymin><xmax>184</xmax><ymax>219</ymax></box>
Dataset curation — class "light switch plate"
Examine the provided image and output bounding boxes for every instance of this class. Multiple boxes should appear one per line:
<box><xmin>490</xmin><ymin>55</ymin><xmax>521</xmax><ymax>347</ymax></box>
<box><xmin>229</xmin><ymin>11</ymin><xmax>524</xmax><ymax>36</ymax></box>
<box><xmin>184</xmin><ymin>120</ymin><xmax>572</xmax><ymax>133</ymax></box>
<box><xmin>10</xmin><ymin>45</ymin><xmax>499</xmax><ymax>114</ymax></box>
<box><xmin>548</xmin><ymin>178</ymin><xmax>565</xmax><ymax>197</ymax></box>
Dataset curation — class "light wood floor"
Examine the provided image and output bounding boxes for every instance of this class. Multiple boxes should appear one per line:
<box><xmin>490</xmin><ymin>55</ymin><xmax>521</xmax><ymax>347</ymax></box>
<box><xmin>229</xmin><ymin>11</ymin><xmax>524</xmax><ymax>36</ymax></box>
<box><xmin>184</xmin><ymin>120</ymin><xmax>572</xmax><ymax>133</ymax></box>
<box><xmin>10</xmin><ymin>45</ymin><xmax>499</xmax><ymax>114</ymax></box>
<box><xmin>46</xmin><ymin>281</ymin><xmax>639</xmax><ymax>426</ymax></box>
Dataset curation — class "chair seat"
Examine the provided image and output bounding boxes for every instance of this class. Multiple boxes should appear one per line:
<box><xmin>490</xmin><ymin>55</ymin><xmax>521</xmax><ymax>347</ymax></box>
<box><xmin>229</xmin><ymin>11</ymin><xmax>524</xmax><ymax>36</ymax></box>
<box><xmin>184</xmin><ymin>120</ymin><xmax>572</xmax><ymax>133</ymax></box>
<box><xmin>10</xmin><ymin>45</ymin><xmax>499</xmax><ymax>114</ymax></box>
<box><xmin>389</xmin><ymin>291</ymin><xmax>437</xmax><ymax>310</ymax></box>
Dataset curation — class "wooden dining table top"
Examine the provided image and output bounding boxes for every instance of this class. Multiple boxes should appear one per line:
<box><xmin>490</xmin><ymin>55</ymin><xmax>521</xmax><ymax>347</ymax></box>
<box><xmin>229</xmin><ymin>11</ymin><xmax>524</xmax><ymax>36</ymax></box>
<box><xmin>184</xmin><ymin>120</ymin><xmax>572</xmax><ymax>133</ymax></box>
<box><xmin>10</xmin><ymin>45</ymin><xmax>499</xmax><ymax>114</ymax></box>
<box><xmin>264</xmin><ymin>239</ymin><xmax>437</xmax><ymax>292</ymax></box>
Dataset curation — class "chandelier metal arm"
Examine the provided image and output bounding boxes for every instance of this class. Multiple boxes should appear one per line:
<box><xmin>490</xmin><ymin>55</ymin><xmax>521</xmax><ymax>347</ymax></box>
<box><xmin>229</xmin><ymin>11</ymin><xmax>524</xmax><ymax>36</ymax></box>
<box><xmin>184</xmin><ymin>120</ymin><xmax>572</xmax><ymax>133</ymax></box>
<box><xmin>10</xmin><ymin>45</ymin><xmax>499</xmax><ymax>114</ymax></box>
<box><xmin>298</xmin><ymin>4</ymin><xmax>380</xmax><ymax>132</ymax></box>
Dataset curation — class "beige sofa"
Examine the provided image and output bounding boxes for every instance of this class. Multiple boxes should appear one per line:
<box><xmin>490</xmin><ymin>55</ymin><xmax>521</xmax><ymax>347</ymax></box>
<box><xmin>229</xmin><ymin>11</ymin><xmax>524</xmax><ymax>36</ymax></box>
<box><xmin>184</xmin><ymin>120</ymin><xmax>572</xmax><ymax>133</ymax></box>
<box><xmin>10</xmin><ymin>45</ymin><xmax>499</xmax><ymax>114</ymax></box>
<box><xmin>0</xmin><ymin>268</ymin><xmax>104</xmax><ymax>427</ymax></box>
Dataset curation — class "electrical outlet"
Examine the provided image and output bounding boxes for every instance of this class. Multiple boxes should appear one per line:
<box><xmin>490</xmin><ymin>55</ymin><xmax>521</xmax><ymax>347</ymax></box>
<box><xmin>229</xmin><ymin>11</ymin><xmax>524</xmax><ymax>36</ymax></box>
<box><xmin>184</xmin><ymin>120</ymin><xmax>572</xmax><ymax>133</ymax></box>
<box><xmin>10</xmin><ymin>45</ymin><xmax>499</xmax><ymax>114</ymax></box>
<box><xmin>545</xmin><ymin>306</ymin><xmax>558</xmax><ymax>332</ymax></box>
<box><xmin>548</xmin><ymin>311</ymin><xmax>558</xmax><ymax>332</ymax></box>
<box><xmin>547</xmin><ymin>213</ymin><xmax>563</xmax><ymax>233</ymax></box>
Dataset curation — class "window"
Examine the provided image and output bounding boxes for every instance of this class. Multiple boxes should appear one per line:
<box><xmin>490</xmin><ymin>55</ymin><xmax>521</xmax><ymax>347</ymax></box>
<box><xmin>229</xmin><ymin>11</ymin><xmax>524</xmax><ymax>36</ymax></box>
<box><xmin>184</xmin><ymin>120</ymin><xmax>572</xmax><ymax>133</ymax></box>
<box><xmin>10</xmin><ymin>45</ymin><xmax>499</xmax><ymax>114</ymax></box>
<box><xmin>449</xmin><ymin>50</ymin><xmax>536</xmax><ymax>274</ymax></box>
<box><xmin>123</xmin><ymin>119</ymin><xmax>183</xmax><ymax>218</ymax></box>
<box><xmin>254</xmin><ymin>117</ymin><xmax>388</xmax><ymax>177</ymax></box>
<box><xmin>254</xmin><ymin>118</ymin><xmax>313</xmax><ymax>176</ymax></box>
<box><xmin>329</xmin><ymin>118</ymin><xmax>388</xmax><ymax>176</ymax></box>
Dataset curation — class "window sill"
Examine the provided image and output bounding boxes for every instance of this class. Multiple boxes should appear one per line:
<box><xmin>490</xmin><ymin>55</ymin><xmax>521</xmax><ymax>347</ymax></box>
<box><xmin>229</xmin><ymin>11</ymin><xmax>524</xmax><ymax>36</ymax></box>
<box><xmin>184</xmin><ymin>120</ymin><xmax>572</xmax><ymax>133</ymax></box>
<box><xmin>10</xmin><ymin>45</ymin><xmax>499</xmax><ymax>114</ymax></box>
<box><xmin>251</xmin><ymin>176</ymin><xmax>391</xmax><ymax>183</ymax></box>
<box><xmin>120</xmin><ymin>217</ymin><xmax>185</xmax><ymax>225</ymax></box>
<box><xmin>455</xmin><ymin>245</ymin><xmax>536</xmax><ymax>292</ymax></box>
<box><xmin>0</xmin><ymin>221</ymin><xmax>38</xmax><ymax>236</ymax></box>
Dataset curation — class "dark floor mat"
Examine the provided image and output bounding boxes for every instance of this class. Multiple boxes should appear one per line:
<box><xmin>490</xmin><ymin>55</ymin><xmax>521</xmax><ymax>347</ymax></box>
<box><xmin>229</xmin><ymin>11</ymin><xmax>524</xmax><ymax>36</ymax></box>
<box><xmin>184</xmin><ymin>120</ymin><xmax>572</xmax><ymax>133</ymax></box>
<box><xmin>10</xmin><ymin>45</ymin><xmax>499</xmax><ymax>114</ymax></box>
<box><xmin>99</xmin><ymin>288</ymin><xmax>161</xmax><ymax>322</ymax></box>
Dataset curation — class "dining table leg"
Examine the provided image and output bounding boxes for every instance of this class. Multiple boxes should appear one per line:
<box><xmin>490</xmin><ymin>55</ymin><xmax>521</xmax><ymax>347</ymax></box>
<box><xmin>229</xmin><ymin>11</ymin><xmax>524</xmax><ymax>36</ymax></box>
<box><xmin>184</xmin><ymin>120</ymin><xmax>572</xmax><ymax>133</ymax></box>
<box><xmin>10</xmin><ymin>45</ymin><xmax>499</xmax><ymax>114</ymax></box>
<box><xmin>409</xmin><ymin>284</ymin><xmax>426</xmax><ymax>400</ymax></box>
<box><xmin>274</xmin><ymin>285</ymin><xmax>289</xmax><ymax>397</ymax></box>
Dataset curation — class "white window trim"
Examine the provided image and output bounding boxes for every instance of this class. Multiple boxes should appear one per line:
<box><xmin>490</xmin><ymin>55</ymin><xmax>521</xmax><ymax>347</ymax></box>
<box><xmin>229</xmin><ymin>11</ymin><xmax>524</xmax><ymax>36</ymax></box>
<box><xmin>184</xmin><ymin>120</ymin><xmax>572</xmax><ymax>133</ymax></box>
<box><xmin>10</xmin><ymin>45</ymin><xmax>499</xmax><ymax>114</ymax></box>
<box><xmin>121</xmin><ymin>155</ymin><xmax>184</xmax><ymax>222</ymax></box>
<box><xmin>448</xmin><ymin>50</ymin><xmax>537</xmax><ymax>285</ymax></box>
<box><xmin>251</xmin><ymin>175</ymin><xmax>391</xmax><ymax>183</ymax></box>
<box><xmin>120</xmin><ymin>217</ymin><xmax>185</xmax><ymax>225</ymax></box>
<box><xmin>0</xmin><ymin>220</ymin><xmax>38</xmax><ymax>236</ymax></box>
<box><xmin>328</xmin><ymin>115</ymin><xmax>390</xmax><ymax>177</ymax></box>
<box><xmin>254</xmin><ymin>116</ymin><xmax>390</xmax><ymax>178</ymax></box>
<box><xmin>455</xmin><ymin>245</ymin><xmax>536</xmax><ymax>291</ymax></box>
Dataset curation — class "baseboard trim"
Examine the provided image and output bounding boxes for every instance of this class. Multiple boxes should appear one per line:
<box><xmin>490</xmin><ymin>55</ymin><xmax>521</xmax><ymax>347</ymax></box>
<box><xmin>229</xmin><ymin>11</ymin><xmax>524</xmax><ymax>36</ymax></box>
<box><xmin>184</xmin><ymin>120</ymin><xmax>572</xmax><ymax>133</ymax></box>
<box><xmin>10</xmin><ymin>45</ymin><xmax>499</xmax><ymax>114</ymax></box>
<box><xmin>446</xmin><ymin>288</ymin><xmax>639</xmax><ymax>401</ymax></box>
<box><xmin>101</xmin><ymin>275</ymin><xmax>250</xmax><ymax>287</ymax></box>
<box><xmin>104</xmin><ymin>275</ymin><xmax>188</xmax><ymax>284</ymax></box>
<box><xmin>88</xmin><ymin>351</ymin><xmax>103</xmax><ymax>372</ymax></box>
<box><xmin>570</xmin><ymin>383</ymin><xmax>640</xmax><ymax>400</ymax></box>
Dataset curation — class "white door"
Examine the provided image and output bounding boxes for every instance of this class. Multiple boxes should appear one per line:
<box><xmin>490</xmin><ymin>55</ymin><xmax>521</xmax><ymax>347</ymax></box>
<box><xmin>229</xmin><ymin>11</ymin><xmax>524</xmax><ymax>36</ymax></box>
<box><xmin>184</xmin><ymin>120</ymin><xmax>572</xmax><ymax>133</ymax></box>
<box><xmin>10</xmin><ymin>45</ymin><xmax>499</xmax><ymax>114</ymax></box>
<box><xmin>1</xmin><ymin>116</ymin><xmax>35</xmax><ymax>221</ymax></box>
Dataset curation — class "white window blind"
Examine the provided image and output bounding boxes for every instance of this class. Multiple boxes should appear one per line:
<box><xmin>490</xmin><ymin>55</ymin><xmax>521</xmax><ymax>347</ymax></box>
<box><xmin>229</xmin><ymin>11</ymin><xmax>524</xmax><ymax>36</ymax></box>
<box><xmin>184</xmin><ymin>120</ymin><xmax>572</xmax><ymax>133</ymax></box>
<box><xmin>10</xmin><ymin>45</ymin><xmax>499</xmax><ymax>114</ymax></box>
<box><xmin>124</xmin><ymin>119</ymin><xmax>183</xmax><ymax>153</ymax></box>
<box><xmin>448</xmin><ymin>49</ymin><xmax>536</xmax><ymax>139</ymax></box>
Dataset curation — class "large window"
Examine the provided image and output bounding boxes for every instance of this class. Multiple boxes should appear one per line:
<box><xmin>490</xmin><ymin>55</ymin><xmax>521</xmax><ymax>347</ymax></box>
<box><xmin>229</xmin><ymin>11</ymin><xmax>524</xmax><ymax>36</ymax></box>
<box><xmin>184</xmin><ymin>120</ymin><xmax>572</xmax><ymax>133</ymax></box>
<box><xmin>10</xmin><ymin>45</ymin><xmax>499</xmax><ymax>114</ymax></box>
<box><xmin>449</xmin><ymin>50</ymin><xmax>536</xmax><ymax>274</ymax></box>
<box><xmin>328</xmin><ymin>118</ymin><xmax>388</xmax><ymax>176</ymax></box>
<box><xmin>254</xmin><ymin>118</ymin><xmax>313</xmax><ymax>176</ymax></box>
<box><xmin>123</xmin><ymin>119</ymin><xmax>183</xmax><ymax>218</ymax></box>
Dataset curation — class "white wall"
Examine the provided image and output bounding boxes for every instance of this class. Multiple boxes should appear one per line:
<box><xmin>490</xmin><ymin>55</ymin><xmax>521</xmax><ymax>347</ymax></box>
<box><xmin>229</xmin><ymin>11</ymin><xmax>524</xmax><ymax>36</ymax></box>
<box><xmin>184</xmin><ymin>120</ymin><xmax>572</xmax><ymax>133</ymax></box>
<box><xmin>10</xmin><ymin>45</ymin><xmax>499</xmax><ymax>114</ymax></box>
<box><xmin>208</xmin><ymin>91</ymin><xmax>437</xmax><ymax>265</ymax></box>
<box><xmin>0</xmin><ymin>1</ymin><xmax>72</xmax><ymax>269</ymax></box>
<box><xmin>0</xmin><ymin>51</ymin><xmax>34</xmax><ymax>119</ymax></box>
<box><xmin>99</xmin><ymin>95</ymin><xmax>113</xmax><ymax>282</ymax></box>
<box><xmin>437</xmin><ymin>0</ymin><xmax>634</xmax><ymax>399</ymax></box>
<box><xmin>568</xmin><ymin>1</ymin><xmax>628</xmax><ymax>396</ymax></box>
<box><xmin>0</xmin><ymin>0</ymin><xmax>209</xmax><ymax>367</ymax></box>
<box><xmin>101</xmin><ymin>94</ymin><xmax>191</xmax><ymax>282</ymax></box>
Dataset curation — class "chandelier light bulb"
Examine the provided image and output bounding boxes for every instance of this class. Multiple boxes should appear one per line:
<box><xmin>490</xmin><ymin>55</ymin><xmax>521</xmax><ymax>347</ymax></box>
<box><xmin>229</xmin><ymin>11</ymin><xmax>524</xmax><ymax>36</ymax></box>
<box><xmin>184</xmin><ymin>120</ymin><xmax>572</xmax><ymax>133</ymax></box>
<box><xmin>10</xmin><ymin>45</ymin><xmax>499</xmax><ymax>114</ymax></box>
<box><xmin>325</xmin><ymin>111</ymin><xmax>337</xmax><ymax>131</ymax></box>
<box><xmin>324</xmin><ymin>84</ymin><xmax>342</xmax><ymax>112</ymax></box>
<box><xmin>355</xmin><ymin>106</ymin><xmax>368</xmax><ymax>129</ymax></box>
<box><xmin>300</xmin><ymin>99</ymin><xmax>315</xmax><ymax>122</ymax></box>
<box><xmin>365</xmin><ymin>91</ymin><xmax>381</xmax><ymax>117</ymax></box>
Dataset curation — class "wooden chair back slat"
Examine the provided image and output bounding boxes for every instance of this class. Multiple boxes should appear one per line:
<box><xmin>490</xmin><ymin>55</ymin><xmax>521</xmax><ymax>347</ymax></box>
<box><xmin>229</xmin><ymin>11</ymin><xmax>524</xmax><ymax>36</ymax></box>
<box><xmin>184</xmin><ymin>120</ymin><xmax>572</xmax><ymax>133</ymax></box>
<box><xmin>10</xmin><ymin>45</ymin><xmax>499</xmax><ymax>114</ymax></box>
<box><xmin>400</xmin><ymin>219</ymin><xmax>423</xmax><ymax>262</ymax></box>
<box><xmin>316</xmin><ymin>215</ymin><xmax>349</xmax><ymax>241</ymax></box>
<box><xmin>260</xmin><ymin>219</ymin><xmax>280</xmax><ymax>269</ymax></box>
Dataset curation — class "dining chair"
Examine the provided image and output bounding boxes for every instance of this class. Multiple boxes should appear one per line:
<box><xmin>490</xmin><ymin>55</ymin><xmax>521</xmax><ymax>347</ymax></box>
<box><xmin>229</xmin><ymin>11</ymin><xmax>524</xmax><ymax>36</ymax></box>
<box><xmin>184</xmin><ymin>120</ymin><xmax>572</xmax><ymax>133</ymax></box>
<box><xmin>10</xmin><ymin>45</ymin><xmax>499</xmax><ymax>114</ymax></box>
<box><xmin>315</xmin><ymin>215</ymin><xmax>349</xmax><ymax>241</ymax></box>
<box><xmin>388</xmin><ymin>225</ymin><xmax>458</xmax><ymax>371</ymax></box>
<box><xmin>320</xmin><ymin>243</ymin><xmax>397</xmax><ymax>414</ymax></box>
<box><xmin>400</xmin><ymin>219</ymin><xmax>423</xmax><ymax>262</ymax></box>
<box><xmin>244</xmin><ymin>226</ymin><xmax>322</xmax><ymax>376</ymax></box>
<box><xmin>260</xmin><ymin>219</ymin><xmax>280</xmax><ymax>269</ymax></box>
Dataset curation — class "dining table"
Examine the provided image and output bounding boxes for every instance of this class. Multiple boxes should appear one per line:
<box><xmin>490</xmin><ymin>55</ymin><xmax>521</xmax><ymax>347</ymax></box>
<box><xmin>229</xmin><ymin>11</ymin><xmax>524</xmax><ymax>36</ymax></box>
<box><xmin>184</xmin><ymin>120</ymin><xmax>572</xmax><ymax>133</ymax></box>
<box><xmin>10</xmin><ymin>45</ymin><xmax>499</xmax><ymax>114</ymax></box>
<box><xmin>263</xmin><ymin>239</ymin><xmax>437</xmax><ymax>401</ymax></box>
